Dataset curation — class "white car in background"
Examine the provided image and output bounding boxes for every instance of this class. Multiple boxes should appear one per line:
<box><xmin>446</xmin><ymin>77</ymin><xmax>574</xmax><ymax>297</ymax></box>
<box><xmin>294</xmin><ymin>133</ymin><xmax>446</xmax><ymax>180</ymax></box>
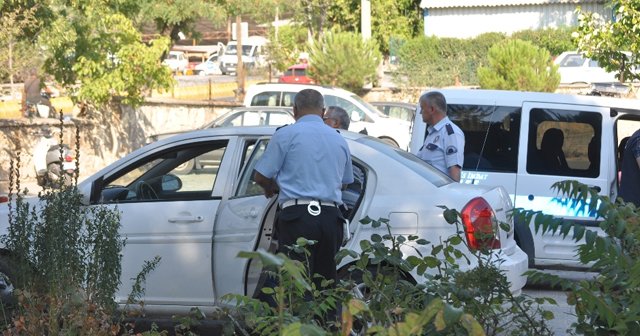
<box><xmin>194</xmin><ymin>53</ymin><xmax>221</xmax><ymax>76</ymax></box>
<box><xmin>0</xmin><ymin>127</ymin><xmax>527</xmax><ymax>315</ymax></box>
<box><xmin>554</xmin><ymin>51</ymin><xmax>635</xmax><ymax>84</ymax></box>
<box><xmin>162</xmin><ymin>51</ymin><xmax>189</xmax><ymax>75</ymax></box>
<box><xmin>243</xmin><ymin>83</ymin><xmax>412</xmax><ymax>149</ymax></box>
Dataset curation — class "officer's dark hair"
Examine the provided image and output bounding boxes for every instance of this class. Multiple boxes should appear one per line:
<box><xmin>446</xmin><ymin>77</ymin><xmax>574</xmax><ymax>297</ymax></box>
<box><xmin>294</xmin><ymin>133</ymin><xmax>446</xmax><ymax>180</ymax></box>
<box><xmin>420</xmin><ymin>91</ymin><xmax>447</xmax><ymax>115</ymax></box>
<box><xmin>294</xmin><ymin>89</ymin><xmax>324</xmax><ymax>113</ymax></box>
<box><xmin>325</xmin><ymin>106</ymin><xmax>350</xmax><ymax>130</ymax></box>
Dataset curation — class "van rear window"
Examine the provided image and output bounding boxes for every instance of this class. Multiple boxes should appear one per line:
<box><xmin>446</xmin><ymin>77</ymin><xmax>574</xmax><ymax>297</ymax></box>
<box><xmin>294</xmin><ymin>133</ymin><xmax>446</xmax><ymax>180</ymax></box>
<box><xmin>447</xmin><ymin>104</ymin><xmax>521</xmax><ymax>173</ymax></box>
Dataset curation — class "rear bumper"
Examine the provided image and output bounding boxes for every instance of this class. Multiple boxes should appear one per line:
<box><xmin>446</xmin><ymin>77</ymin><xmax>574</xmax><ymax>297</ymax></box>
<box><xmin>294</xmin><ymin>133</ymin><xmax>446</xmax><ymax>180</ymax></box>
<box><xmin>496</xmin><ymin>246</ymin><xmax>529</xmax><ymax>295</ymax></box>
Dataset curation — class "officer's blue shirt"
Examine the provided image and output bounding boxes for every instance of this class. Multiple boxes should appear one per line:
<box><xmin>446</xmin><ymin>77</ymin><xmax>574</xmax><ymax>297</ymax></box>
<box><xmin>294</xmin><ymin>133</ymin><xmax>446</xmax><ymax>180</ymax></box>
<box><xmin>255</xmin><ymin>114</ymin><xmax>354</xmax><ymax>205</ymax></box>
<box><xmin>416</xmin><ymin>116</ymin><xmax>465</xmax><ymax>177</ymax></box>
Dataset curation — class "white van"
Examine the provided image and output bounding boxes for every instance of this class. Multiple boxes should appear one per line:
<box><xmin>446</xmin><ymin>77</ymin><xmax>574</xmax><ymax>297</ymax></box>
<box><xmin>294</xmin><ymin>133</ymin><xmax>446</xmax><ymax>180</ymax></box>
<box><xmin>409</xmin><ymin>89</ymin><xmax>640</xmax><ymax>270</ymax></box>
<box><xmin>219</xmin><ymin>36</ymin><xmax>268</xmax><ymax>75</ymax></box>
<box><xmin>244</xmin><ymin>83</ymin><xmax>412</xmax><ymax>149</ymax></box>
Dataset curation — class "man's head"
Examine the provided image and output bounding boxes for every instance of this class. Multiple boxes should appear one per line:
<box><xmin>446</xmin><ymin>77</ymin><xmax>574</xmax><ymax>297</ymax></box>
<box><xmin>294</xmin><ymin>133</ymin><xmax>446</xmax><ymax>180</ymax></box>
<box><xmin>293</xmin><ymin>89</ymin><xmax>324</xmax><ymax>120</ymax></box>
<box><xmin>323</xmin><ymin>106</ymin><xmax>350</xmax><ymax>130</ymax></box>
<box><xmin>419</xmin><ymin>91</ymin><xmax>447</xmax><ymax>126</ymax></box>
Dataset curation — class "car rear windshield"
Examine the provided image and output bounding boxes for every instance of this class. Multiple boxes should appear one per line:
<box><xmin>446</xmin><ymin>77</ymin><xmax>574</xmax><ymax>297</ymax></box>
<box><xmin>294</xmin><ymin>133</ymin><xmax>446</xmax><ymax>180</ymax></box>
<box><xmin>357</xmin><ymin>137</ymin><xmax>451</xmax><ymax>187</ymax></box>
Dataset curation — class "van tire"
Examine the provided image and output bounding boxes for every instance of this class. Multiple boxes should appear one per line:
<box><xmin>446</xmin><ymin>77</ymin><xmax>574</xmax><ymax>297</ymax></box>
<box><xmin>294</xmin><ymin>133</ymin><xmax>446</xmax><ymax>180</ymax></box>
<box><xmin>514</xmin><ymin>217</ymin><xmax>535</xmax><ymax>268</ymax></box>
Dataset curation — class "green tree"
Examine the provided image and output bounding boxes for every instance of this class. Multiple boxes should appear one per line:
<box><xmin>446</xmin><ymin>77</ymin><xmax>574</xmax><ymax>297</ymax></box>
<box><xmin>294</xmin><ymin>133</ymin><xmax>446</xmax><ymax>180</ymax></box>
<box><xmin>137</xmin><ymin>0</ymin><xmax>226</xmax><ymax>49</ymax></box>
<box><xmin>38</xmin><ymin>1</ymin><xmax>174</xmax><ymax>107</ymax></box>
<box><xmin>574</xmin><ymin>1</ymin><xmax>640</xmax><ymax>82</ymax></box>
<box><xmin>477</xmin><ymin>39</ymin><xmax>560</xmax><ymax>92</ymax></box>
<box><xmin>328</xmin><ymin>0</ymin><xmax>422</xmax><ymax>55</ymax></box>
<box><xmin>511</xmin><ymin>27</ymin><xmax>578</xmax><ymax>56</ymax></box>
<box><xmin>0</xmin><ymin>7</ymin><xmax>39</xmax><ymax>87</ymax></box>
<box><xmin>266</xmin><ymin>24</ymin><xmax>309</xmax><ymax>72</ymax></box>
<box><xmin>308</xmin><ymin>30</ymin><xmax>380</xmax><ymax>93</ymax></box>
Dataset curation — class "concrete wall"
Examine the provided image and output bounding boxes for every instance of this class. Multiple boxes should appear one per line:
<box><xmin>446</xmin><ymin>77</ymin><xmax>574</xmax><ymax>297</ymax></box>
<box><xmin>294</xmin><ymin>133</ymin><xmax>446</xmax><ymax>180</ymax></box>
<box><xmin>0</xmin><ymin>99</ymin><xmax>241</xmax><ymax>195</ymax></box>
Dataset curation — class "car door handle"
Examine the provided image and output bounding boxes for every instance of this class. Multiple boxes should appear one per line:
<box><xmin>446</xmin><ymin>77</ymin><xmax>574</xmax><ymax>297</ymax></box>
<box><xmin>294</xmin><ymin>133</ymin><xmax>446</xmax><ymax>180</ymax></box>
<box><xmin>168</xmin><ymin>215</ymin><xmax>204</xmax><ymax>223</ymax></box>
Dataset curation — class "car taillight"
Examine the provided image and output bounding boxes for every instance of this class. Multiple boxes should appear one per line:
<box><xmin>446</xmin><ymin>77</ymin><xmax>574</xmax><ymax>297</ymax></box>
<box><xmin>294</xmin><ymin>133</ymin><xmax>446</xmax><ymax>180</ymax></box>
<box><xmin>65</xmin><ymin>155</ymin><xmax>73</xmax><ymax>162</ymax></box>
<box><xmin>0</xmin><ymin>196</ymin><xmax>8</xmax><ymax>203</ymax></box>
<box><xmin>461</xmin><ymin>197</ymin><xmax>500</xmax><ymax>251</ymax></box>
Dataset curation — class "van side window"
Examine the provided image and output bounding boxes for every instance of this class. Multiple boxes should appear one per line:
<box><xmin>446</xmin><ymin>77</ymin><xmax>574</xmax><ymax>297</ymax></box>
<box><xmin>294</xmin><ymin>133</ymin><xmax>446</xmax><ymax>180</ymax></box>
<box><xmin>251</xmin><ymin>92</ymin><xmax>281</xmax><ymax>106</ymax></box>
<box><xmin>526</xmin><ymin>108</ymin><xmax>602</xmax><ymax>177</ymax></box>
<box><xmin>447</xmin><ymin>104</ymin><xmax>521</xmax><ymax>173</ymax></box>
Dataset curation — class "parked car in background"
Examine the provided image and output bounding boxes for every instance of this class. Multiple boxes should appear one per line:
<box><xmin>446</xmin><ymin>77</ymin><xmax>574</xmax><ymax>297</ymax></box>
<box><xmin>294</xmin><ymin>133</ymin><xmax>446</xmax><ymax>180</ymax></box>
<box><xmin>0</xmin><ymin>127</ymin><xmax>527</xmax><ymax>316</ymax></box>
<box><xmin>554</xmin><ymin>51</ymin><xmax>636</xmax><ymax>84</ymax></box>
<box><xmin>278</xmin><ymin>63</ymin><xmax>313</xmax><ymax>84</ymax></box>
<box><xmin>244</xmin><ymin>83</ymin><xmax>412</xmax><ymax>149</ymax></box>
<box><xmin>219</xmin><ymin>36</ymin><xmax>268</xmax><ymax>75</ymax></box>
<box><xmin>162</xmin><ymin>51</ymin><xmax>189</xmax><ymax>75</ymax></box>
<box><xmin>195</xmin><ymin>53</ymin><xmax>221</xmax><ymax>76</ymax></box>
<box><xmin>147</xmin><ymin>106</ymin><xmax>294</xmax><ymax>142</ymax></box>
<box><xmin>370</xmin><ymin>101</ymin><xmax>416</xmax><ymax>122</ymax></box>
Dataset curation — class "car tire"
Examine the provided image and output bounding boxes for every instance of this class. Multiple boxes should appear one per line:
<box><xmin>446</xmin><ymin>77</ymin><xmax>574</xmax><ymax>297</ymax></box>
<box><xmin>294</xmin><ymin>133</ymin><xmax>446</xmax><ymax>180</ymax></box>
<box><xmin>378</xmin><ymin>137</ymin><xmax>399</xmax><ymax>147</ymax></box>
<box><xmin>174</xmin><ymin>159</ymin><xmax>195</xmax><ymax>175</ymax></box>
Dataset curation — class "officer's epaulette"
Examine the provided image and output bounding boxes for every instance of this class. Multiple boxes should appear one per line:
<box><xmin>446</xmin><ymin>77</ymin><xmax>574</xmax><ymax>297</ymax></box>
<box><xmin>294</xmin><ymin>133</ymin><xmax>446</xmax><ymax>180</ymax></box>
<box><xmin>276</xmin><ymin>124</ymin><xmax>290</xmax><ymax>131</ymax></box>
<box><xmin>446</xmin><ymin>123</ymin><xmax>454</xmax><ymax>135</ymax></box>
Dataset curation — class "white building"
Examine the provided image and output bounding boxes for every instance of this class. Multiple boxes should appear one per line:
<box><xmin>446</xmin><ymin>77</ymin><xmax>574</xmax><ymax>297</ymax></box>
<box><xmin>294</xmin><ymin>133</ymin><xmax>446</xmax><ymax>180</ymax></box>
<box><xmin>420</xmin><ymin>0</ymin><xmax>611</xmax><ymax>38</ymax></box>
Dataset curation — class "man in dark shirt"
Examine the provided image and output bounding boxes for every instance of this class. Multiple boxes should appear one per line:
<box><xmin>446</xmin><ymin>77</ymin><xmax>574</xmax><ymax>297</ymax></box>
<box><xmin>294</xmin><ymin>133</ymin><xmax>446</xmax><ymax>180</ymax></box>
<box><xmin>619</xmin><ymin>129</ymin><xmax>640</xmax><ymax>206</ymax></box>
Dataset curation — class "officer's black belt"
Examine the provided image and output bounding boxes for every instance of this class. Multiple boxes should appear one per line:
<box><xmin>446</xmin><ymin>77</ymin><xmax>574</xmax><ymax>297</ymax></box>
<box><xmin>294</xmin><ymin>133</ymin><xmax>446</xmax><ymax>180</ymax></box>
<box><xmin>281</xmin><ymin>199</ymin><xmax>337</xmax><ymax>209</ymax></box>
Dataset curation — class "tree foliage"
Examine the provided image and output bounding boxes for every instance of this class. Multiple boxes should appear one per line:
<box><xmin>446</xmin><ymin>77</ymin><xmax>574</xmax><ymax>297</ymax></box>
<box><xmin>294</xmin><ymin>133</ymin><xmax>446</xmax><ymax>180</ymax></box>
<box><xmin>328</xmin><ymin>0</ymin><xmax>422</xmax><ymax>55</ymax></box>
<box><xmin>511</xmin><ymin>26</ymin><xmax>578</xmax><ymax>56</ymax></box>
<box><xmin>0</xmin><ymin>6</ymin><xmax>40</xmax><ymax>84</ymax></box>
<box><xmin>574</xmin><ymin>1</ymin><xmax>640</xmax><ymax>82</ymax></box>
<box><xmin>477</xmin><ymin>39</ymin><xmax>560</xmax><ymax>92</ymax></box>
<box><xmin>137</xmin><ymin>0</ymin><xmax>226</xmax><ymax>48</ymax></box>
<box><xmin>308</xmin><ymin>30</ymin><xmax>381</xmax><ymax>93</ymax></box>
<box><xmin>266</xmin><ymin>24</ymin><xmax>309</xmax><ymax>72</ymax></box>
<box><xmin>37</xmin><ymin>1</ymin><xmax>174</xmax><ymax>107</ymax></box>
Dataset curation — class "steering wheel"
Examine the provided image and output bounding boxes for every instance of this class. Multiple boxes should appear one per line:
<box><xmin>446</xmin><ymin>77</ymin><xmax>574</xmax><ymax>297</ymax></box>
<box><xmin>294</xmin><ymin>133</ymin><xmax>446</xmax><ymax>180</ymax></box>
<box><xmin>136</xmin><ymin>181</ymin><xmax>158</xmax><ymax>200</ymax></box>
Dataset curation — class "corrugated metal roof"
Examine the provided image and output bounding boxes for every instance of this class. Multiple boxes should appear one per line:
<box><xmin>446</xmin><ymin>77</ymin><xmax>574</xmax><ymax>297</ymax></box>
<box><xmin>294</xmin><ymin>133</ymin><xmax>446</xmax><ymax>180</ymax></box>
<box><xmin>420</xmin><ymin>0</ymin><xmax>604</xmax><ymax>9</ymax></box>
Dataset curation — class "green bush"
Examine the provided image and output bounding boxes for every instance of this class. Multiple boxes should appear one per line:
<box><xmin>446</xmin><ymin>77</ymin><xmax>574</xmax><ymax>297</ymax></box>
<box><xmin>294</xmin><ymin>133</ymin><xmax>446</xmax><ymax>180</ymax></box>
<box><xmin>511</xmin><ymin>27</ymin><xmax>578</xmax><ymax>56</ymax></box>
<box><xmin>518</xmin><ymin>180</ymin><xmax>640</xmax><ymax>335</ymax></box>
<box><xmin>225</xmin><ymin>213</ymin><xmax>554</xmax><ymax>335</ymax></box>
<box><xmin>308</xmin><ymin>31</ymin><xmax>381</xmax><ymax>93</ymax></box>
<box><xmin>477</xmin><ymin>39</ymin><xmax>560</xmax><ymax>92</ymax></box>
<box><xmin>266</xmin><ymin>24</ymin><xmax>309</xmax><ymax>72</ymax></box>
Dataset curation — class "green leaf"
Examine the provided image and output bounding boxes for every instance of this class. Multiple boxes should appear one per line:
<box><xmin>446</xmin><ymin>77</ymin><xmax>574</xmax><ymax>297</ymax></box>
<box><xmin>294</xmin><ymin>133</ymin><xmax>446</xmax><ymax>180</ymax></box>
<box><xmin>371</xmin><ymin>234</ymin><xmax>382</xmax><ymax>243</ymax></box>
<box><xmin>449</xmin><ymin>236</ymin><xmax>462</xmax><ymax>245</ymax></box>
<box><xmin>443</xmin><ymin>208</ymin><xmax>458</xmax><ymax>224</ymax></box>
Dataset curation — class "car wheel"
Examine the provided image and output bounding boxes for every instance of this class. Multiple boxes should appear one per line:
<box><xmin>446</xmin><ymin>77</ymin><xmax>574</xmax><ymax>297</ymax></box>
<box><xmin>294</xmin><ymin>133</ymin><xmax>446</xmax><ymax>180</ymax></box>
<box><xmin>378</xmin><ymin>137</ymin><xmax>399</xmax><ymax>147</ymax></box>
<box><xmin>174</xmin><ymin>159</ymin><xmax>195</xmax><ymax>175</ymax></box>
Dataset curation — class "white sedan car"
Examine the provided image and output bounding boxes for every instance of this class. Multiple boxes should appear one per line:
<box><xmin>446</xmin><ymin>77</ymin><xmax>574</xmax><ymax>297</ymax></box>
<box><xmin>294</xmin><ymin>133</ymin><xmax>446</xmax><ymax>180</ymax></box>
<box><xmin>0</xmin><ymin>127</ymin><xmax>527</xmax><ymax>316</ymax></box>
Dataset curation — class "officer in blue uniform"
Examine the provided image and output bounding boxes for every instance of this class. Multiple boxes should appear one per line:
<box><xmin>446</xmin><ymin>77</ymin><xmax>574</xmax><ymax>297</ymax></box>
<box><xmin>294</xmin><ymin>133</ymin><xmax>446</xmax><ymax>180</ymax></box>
<box><xmin>254</xmin><ymin>89</ymin><xmax>354</xmax><ymax>292</ymax></box>
<box><xmin>416</xmin><ymin>91</ymin><xmax>465</xmax><ymax>181</ymax></box>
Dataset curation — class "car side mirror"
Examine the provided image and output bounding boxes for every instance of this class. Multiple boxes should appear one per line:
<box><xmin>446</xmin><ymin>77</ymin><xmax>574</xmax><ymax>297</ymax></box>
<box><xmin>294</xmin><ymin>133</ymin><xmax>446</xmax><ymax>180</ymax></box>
<box><xmin>162</xmin><ymin>174</ymin><xmax>182</xmax><ymax>192</ymax></box>
<box><xmin>350</xmin><ymin>111</ymin><xmax>361</xmax><ymax>122</ymax></box>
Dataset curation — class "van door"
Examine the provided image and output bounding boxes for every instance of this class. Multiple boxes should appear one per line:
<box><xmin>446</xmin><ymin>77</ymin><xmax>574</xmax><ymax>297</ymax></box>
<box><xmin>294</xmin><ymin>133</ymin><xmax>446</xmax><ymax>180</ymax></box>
<box><xmin>518</xmin><ymin>102</ymin><xmax>607</xmax><ymax>268</ymax></box>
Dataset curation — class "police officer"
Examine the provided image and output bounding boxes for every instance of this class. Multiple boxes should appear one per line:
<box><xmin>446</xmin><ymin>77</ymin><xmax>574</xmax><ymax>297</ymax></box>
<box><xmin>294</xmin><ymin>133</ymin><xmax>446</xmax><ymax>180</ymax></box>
<box><xmin>254</xmin><ymin>89</ymin><xmax>354</xmax><ymax>290</ymax></box>
<box><xmin>416</xmin><ymin>91</ymin><xmax>465</xmax><ymax>181</ymax></box>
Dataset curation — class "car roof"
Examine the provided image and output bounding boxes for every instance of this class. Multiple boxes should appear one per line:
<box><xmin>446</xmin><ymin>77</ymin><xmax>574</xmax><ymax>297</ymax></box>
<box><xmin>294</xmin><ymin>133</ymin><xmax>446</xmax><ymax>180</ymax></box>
<box><xmin>286</xmin><ymin>63</ymin><xmax>309</xmax><ymax>70</ymax></box>
<box><xmin>370</xmin><ymin>101</ymin><xmax>416</xmax><ymax>108</ymax></box>
<box><xmin>246</xmin><ymin>82</ymin><xmax>350</xmax><ymax>94</ymax></box>
<box><xmin>427</xmin><ymin>88</ymin><xmax>640</xmax><ymax>112</ymax></box>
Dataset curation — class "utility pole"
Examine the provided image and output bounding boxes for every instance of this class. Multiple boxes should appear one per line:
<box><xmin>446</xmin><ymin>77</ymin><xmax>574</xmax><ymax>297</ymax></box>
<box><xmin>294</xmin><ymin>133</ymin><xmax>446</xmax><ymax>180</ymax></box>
<box><xmin>361</xmin><ymin>0</ymin><xmax>371</xmax><ymax>40</ymax></box>
<box><xmin>236</xmin><ymin>15</ymin><xmax>245</xmax><ymax>102</ymax></box>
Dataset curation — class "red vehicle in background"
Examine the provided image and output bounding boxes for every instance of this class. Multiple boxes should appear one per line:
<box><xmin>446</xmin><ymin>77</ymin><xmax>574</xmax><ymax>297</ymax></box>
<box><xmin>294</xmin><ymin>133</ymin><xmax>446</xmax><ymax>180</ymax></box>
<box><xmin>278</xmin><ymin>63</ymin><xmax>314</xmax><ymax>84</ymax></box>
